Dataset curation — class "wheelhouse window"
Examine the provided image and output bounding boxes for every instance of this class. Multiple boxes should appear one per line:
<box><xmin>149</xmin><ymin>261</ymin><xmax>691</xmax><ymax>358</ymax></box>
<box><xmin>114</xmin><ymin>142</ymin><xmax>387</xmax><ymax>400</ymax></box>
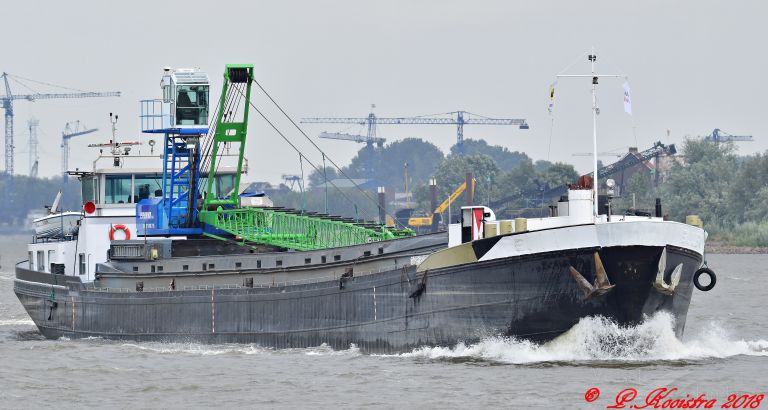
<box><xmin>134</xmin><ymin>174</ymin><xmax>163</xmax><ymax>202</ymax></box>
<box><xmin>81</xmin><ymin>176</ymin><xmax>98</xmax><ymax>204</ymax></box>
<box><xmin>104</xmin><ymin>175</ymin><xmax>132</xmax><ymax>204</ymax></box>
<box><xmin>175</xmin><ymin>85</ymin><xmax>209</xmax><ymax>126</ymax></box>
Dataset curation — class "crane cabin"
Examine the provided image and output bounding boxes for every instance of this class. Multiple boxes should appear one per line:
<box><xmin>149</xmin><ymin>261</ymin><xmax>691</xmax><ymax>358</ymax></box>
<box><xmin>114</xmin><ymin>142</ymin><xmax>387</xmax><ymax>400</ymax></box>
<box><xmin>141</xmin><ymin>67</ymin><xmax>210</xmax><ymax>134</ymax></box>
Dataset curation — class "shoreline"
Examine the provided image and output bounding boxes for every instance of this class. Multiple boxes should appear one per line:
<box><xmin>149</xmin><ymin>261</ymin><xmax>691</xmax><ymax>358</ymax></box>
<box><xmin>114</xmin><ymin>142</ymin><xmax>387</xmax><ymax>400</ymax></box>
<box><xmin>706</xmin><ymin>242</ymin><xmax>768</xmax><ymax>255</ymax></box>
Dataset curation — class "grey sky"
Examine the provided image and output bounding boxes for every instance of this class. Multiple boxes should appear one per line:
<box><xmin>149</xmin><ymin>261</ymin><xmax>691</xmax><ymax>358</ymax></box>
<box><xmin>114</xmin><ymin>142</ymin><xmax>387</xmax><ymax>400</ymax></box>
<box><xmin>4</xmin><ymin>0</ymin><xmax>766</xmax><ymax>184</ymax></box>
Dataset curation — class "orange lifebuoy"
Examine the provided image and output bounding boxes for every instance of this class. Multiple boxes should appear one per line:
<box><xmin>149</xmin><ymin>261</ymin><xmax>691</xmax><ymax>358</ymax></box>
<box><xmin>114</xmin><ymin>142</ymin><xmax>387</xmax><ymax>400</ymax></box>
<box><xmin>109</xmin><ymin>224</ymin><xmax>131</xmax><ymax>241</ymax></box>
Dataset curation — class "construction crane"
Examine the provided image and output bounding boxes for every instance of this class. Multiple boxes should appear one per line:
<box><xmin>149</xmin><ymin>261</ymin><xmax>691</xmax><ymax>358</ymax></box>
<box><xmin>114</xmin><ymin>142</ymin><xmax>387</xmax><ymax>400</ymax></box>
<box><xmin>319</xmin><ymin>131</ymin><xmax>386</xmax><ymax>180</ymax></box>
<box><xmin>408</xmin><ymin>178</ymin><xmax>475</xmax><ymax>228</ymax></box>
<box><xmin>302</xmin><ymin>107</ymin><xmax>529</xmax><ymax>156</ymax></box>
<box><xmin>573</xmin><ymin>151</ymin><xmax>623</xmax><ymax>158</ymax></box>
<box><xmin>61</xmin><ymin>121</ymin><xmax>98</xmax><ymax>181</ymax></box>
<box><xmin>1</xmin><ymin>72</ymin><xmax>120</xmax><ymax>175</ymax></box>
<box><xmin>281</xmin><ymin>174</ymin><xmax>303</xmax><ymax>191</ymax></box>
<box><xmin>490</xmin><ymin>141</ymin><xmax>678</xmax><ymax>210</ymax></box>
<box><xmin>704</xmin><ymin>128</ymin><xmax>753</xmax><ymax>143</ymax></box>
<box><xmin>27</xmin><ymin>117</ymin><xmax>39</xmax><ymax>177</ymax></box>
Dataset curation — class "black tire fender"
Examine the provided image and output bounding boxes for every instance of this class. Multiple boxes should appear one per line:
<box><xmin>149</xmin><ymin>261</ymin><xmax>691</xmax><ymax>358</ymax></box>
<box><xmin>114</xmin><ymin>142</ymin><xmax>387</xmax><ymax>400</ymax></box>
<box><xmin>693</xmin><ymin>267</ymin><xmax>716</xmax><ymax>291</ymax></box>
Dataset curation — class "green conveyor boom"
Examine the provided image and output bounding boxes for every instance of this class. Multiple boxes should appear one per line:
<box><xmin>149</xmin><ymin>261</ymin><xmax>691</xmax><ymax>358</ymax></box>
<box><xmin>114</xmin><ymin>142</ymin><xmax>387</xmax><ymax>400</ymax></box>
<box><xmin>199</xmin><ymin>207</ymin><xmax>412</xmax><ymax>251</ymax></box>
<box><xmin>198</xmin><ymin>64</ymin><xmax>414</xmax><ymax>250</ymax></box>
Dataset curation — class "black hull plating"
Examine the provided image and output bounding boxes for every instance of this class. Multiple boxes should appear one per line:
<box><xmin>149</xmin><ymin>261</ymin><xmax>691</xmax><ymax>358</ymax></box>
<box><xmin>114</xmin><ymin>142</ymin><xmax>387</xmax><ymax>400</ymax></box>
<box><xmin>15</xmin><ymin>245</ymin><xmax>701</xmax><ymax>353</ymax></box>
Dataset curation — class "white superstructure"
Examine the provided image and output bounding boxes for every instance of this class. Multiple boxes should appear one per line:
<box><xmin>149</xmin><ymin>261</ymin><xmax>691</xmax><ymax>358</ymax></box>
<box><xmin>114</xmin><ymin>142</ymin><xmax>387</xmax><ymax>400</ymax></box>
<box><xmin>26</xmin><ymin>155</ymin><xmax>240</xmax><ymax>282</ymax></box>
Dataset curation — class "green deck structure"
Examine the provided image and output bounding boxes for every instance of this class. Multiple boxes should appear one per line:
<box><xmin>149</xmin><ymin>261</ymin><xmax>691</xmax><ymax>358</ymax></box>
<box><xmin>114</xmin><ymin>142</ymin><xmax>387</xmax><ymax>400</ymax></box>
<box><xmin>199</xmin><ymin>207</ymin><xmax>412</xmax><ymax>251</ymax></box>
<box><xmin>198</xmin><ymin>64</ymin><xmax>413</xmax><ymax>250</ymax></box>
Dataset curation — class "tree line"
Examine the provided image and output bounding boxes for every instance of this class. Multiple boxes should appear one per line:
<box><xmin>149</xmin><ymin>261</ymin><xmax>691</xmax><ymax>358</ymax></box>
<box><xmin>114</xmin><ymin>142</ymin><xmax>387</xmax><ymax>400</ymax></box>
<box><xmin>624</xmin><ymin>139</ymin><xmax>768</xmax><ymax>246</ymax></box>
<box><xmin>5</xmin><ymin>137</ymin><xmax>765</xmax><ymax>246</ymax></box>
<box><xmin>0</xmin><ymin>175</ymin><xmax>80</xmax><ymax>228</ymax></box>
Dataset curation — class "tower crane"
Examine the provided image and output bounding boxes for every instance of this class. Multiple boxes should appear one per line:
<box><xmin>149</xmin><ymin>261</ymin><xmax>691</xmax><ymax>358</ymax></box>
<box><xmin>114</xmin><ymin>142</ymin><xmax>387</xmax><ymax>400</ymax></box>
<box><xmin>1</xmin><ymin>72</ymin><xmax>120</xmax><ymax>175</ymax></box>
<box><xmin>27</xmin><ymin>117</ymin><xmax>40</xmax><ymax>177</ymax></box>
<box><xmin>61</xmin><ymin>121</ymin><xmax>98</xmax><ymax>181</ymax></box>
<box><xmin>318</xmin><ymin>131</ymin><xmax>386</xmax><ymax>180</ymax></box>
<box><xmin>301</xmin><ymin>107</ymin><xmax>529</xmax><ymax>157</ymax></box>
<box><xmin>704</xmin><ymin>128</ymin><xmax>753</xmax><ymax>143</ymax></box>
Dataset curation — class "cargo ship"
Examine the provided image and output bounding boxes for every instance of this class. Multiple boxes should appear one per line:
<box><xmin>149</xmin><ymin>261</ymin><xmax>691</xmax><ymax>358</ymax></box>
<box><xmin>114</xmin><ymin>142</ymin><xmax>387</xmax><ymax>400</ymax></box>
<box><xmin>14</xmin><ymin>63</ymin><xmax>715</xmax><ymax>353</ymax></box>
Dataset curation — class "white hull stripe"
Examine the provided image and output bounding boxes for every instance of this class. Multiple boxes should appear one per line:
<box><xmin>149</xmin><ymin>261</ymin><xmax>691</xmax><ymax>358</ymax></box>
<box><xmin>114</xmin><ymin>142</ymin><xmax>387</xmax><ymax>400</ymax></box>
<box><xmin>478</xmin><ymin>220</ymin><xmax>705</xmax><ymax>262</ymax></box>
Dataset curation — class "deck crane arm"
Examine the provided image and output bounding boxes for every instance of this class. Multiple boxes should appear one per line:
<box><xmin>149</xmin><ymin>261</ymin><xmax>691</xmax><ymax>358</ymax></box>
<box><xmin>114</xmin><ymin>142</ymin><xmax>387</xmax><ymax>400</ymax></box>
<box><xmin>196</xmin><ymin>65</ymin><xmax>414</xmax><ymax>250</ymax></box>
<box><xmin>202</xmin><ymin>65</ymin><xmax>254</xmax><ymax>208</ymax></box>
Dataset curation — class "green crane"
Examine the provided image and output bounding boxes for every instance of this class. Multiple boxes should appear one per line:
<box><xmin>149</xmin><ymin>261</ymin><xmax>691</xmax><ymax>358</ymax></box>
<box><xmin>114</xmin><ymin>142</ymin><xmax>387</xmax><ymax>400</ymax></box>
<box><xmin>197</xmin><ymin>65</ymin><xmax>412</xmax><ymax>251</ymax></box>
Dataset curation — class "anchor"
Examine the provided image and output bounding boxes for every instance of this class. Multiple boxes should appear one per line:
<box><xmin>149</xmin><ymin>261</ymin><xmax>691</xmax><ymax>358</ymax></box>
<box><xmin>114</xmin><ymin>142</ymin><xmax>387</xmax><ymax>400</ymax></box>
<box><xmin>409</xmin><ymin>270</ymin><xmax>429</xmax><ymax>299</ymax></box>
<box><xmin>653</xmin><ymin>248</ymin><xmax>683</xmax><ymax>295</ymax></box>
<box><xmin>568</xmin><ymin>252</ymin><xmax>615</xmax><ymax>299</ymax></box>
<box><xmin>339</xmin><ymin>267</ymin><xmax>354</xmax><ymax>290</ymax></box>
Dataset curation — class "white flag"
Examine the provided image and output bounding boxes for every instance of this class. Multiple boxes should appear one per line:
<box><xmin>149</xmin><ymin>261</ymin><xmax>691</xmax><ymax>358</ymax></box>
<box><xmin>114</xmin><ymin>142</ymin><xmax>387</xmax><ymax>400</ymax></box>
<box><xmin>623</xmin><ymin>81</ymin><xmax>632</xmax><ymax>115</ymax></box>
<box><xmin>547</xmin><ymin>82</ymin><xmax>556</xmax><ymax>115</ymax></box>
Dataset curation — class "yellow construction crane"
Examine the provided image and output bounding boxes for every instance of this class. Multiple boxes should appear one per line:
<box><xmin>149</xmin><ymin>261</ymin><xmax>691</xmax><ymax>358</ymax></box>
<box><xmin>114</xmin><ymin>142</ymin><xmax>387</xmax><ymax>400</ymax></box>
<box><xmin>408</xmin><ymin>178</ymin><xmax>475</xmax><ymax>227</ymax></box>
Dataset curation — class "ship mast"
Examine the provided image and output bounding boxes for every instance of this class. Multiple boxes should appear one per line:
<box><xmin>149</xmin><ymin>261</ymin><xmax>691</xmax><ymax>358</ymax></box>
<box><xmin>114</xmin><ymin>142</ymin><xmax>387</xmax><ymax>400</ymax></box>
<box><xmin>589</xmin><ymin>51</ymin><xmax>599</xmax><ymax>217</ymax></box>
<box><xmin>558</xmin><ymin>48</ymin><xmax>623</xmax><ymax>218</ymax></box>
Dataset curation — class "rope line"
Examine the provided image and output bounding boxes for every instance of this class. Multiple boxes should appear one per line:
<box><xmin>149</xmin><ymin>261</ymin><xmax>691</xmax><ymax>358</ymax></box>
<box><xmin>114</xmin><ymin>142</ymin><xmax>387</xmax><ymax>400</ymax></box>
<box><xmin>249</xmin><ymin>80</ymin><xmax>404</xmax><ymax>226</ymax></box>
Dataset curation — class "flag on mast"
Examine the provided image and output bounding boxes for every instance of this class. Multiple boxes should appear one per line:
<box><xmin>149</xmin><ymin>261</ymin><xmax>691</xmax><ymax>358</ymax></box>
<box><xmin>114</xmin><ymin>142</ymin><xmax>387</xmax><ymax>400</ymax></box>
<box><xmin>623</xmin><ymin>81</ymin><xmax>632</xmax><ymax>115</ymax></box>
<box><xmin>548</xmin><ymin>82</ymin><xmax>556</xmax><ymax>114</ymax></box>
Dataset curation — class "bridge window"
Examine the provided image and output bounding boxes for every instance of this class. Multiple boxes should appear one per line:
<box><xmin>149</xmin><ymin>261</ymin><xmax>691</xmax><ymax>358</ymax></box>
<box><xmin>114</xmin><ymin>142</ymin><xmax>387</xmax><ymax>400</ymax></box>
<box><xmin>36</xmin><ymin>251</ymin><xmax>44</xmax><ymax>272</ymax></box>
<box><xmin>104</xmin><ymin>175</ymin><xmax>132</xmax><ymax>204</ymax></box>
<box><xmin>175</xmin><ymin>85</ymin><xmax>209</xmax><ymax>126</ymax></box>
<box><xmin>81</xmin><ymin>176</ymin><xmax>98</xmax><ymax>204</ymax></box>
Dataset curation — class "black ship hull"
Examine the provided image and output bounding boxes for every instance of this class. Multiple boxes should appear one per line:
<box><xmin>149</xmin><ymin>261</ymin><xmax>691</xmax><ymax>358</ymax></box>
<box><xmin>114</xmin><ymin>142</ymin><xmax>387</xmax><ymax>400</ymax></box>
<box><xmin>15</xmin><ymin>244</ymin><xmax>701</xmax><ymax>353</ymax></box>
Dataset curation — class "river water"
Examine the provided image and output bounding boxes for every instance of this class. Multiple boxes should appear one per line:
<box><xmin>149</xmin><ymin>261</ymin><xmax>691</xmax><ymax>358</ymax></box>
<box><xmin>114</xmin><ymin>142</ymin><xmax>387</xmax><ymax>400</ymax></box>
<box><xmin>1</xmin><ymin>234</ymin><xmax>766</xmax><ymax>409</ymax></box>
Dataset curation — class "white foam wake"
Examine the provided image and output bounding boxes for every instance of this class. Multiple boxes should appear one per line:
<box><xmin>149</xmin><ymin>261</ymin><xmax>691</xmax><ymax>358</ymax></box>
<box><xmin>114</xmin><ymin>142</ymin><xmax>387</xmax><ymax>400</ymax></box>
<box><xmin>120</xmin><ymin>342</ymin><xmax>272</xmax><ymax>356</ymax></box>
<box><xmin>400</xmin><ymin>312</ymin><xmax>768</xmax><ymax>364</ymax></box>
<box><xmin>119</xmin><ymin>341</ymin><xmax>360</xmax><ymax>357</ymax></box>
